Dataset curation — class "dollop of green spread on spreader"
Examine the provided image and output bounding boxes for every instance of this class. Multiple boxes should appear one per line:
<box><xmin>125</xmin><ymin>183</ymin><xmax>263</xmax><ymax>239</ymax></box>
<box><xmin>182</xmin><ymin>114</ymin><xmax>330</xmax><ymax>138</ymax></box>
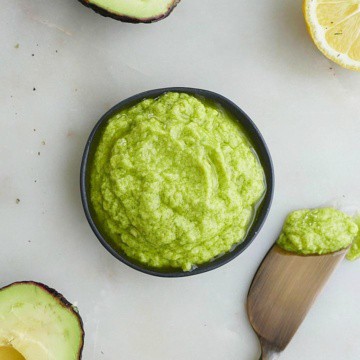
<box><xmin>277</xmin><ymin>208</ymin><xmax>359</xmax><ymax>256</ymax></box>
<box><xmin>346</xmin><ymin>216</ymin><xmax>360</xmax><ymax>261</ymax></box>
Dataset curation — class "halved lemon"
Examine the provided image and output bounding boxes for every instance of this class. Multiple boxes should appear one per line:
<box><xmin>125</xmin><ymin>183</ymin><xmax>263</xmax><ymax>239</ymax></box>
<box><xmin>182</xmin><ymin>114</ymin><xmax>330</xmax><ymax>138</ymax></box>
<box><xmin>304</xmin><ymin>0</ymin><xmax>360</xmax><ymax>71</ymax></box>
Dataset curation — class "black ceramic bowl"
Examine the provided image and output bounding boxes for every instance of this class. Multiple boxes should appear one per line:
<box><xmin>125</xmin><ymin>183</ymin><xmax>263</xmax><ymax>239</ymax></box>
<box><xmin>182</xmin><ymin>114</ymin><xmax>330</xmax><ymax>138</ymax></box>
<box><xmin>80</xmin><ymin>87</ymin><xmax>274</xmax><ymax>277</ymax></box>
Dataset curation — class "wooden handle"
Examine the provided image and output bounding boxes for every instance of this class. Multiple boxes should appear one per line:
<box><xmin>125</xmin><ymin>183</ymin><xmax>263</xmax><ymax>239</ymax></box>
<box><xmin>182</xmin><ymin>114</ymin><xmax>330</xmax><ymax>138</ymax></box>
<box><xmin>259</xmin><ymin>351</ymin><xmax>279</xmax><ymax>360</ymax></box>
<box><xmin>259</xmin><ymin>340</ymin><xmax>279</xmax><ymax>360</ymax></box>
<box><xmin>248</xmin><ymin>245</ymin><xmax>347</xmax><ymax>360</ymax></box>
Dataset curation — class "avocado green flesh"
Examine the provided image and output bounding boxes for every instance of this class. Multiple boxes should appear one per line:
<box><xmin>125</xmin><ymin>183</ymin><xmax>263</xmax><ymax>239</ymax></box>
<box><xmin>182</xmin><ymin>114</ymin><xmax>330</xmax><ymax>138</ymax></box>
<box><xmin>87</xmin><ymin>0</ymin><xmax>177</xmax><ymax>19</ymax></box>
<box><xmin>90</xmin><ymin>92</ymin><xmax>266</xmax><ymax>271</ymax></box>
<box><xmin>277</xmin><ymin>208</ymin><xmax>359</xmax><ymax>256</ymax></box>
<box><xmin>0</xmin><ymin>283</ymin><xmax>83</xmax><ymax>360</ymax></box>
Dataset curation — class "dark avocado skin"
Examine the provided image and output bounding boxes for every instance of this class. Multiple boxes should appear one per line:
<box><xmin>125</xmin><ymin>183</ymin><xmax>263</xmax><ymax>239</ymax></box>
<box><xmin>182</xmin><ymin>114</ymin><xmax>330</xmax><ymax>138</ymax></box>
<box><xmin>78</xmin><ymin>0</ymin><xmax>181</xmax><ymax>23</ymax></box>
<box><xmin>0</xmin><ymin>281</ymin><xmax>85</xmax><ymax>359</ymax></box>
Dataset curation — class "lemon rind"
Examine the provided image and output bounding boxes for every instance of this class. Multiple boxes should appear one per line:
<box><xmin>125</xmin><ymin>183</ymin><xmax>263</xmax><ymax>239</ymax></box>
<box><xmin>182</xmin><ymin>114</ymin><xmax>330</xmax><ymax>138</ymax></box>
<box><xmin>304</xmin><ymin>0</ymin><xmax>360</xmax><ymax>71</ymax></box>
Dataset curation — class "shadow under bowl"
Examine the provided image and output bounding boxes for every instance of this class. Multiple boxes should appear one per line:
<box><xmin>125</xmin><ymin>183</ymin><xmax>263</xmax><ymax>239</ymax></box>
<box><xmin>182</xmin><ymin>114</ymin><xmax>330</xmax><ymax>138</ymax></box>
<box><xmin>80</xmin><ymin>87</ymin><xmax>274</xmax><ymax>277</ymax></box>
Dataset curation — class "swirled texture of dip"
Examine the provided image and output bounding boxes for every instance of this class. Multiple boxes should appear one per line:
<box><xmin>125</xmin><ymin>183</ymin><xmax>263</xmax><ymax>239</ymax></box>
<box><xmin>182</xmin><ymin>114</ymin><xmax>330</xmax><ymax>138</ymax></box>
<box><xmin>90</xmin><ymin>92</ymin><xmax>265</xmax><ymax>271</ymax></box>
<box><xmin>277</xmin><ymin>208</ymin><xmax>359</xmax><ymax>256</ymax></box>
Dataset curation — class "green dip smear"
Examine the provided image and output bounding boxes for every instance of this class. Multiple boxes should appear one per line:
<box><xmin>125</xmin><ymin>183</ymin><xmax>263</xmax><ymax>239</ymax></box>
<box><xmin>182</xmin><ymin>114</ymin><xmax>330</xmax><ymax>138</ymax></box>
<box><xmin>277</xmin><ymin>208</ymin><xmax>359</xmax><ymax>256</ymax></box>
<box><xmin>90</xmin><ymin>92</ymin><xmax>266</xmax><ymax>271</ymax></box>
<box><xmin>346</xmin><ymin>216</ymin><xmax>360</xmax><ymax>261</ymax></box>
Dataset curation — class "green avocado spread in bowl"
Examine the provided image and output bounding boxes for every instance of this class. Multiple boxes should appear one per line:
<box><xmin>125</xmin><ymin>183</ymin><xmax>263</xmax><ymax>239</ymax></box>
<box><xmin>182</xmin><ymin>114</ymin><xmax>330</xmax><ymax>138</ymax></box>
<box><xmin>81</xmin><ymin>89</ymin><xmax>273</xmax><ymax>276</ymax></box>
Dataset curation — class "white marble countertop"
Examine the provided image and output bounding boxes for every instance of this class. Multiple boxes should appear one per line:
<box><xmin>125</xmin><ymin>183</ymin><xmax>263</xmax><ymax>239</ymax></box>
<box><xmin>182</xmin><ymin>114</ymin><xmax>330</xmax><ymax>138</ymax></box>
<box><xmin>1</xmin><ymin>1</ymin><xmax>360</xmax><ymax>359</ymax></box>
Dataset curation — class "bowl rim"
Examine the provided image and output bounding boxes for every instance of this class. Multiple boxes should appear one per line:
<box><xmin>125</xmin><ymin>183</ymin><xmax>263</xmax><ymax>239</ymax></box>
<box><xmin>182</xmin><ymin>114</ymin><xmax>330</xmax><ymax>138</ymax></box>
<box><xmin>80</xmin><ymin>87</ymin><xmax>274</xmax><ymax>278</ymax></box>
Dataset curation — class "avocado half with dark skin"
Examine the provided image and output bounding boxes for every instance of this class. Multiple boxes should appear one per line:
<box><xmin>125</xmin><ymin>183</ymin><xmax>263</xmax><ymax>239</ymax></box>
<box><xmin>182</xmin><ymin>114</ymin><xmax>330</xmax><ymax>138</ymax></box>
<box><xmin>0</xmin><ymin>281</ymin><xmax>84</xmax><ymax>360</ymax></box>
<box><xmin>78</xmin><ymin>0</ymin><xmax>181</xmax><ymax>23</ymax></box>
